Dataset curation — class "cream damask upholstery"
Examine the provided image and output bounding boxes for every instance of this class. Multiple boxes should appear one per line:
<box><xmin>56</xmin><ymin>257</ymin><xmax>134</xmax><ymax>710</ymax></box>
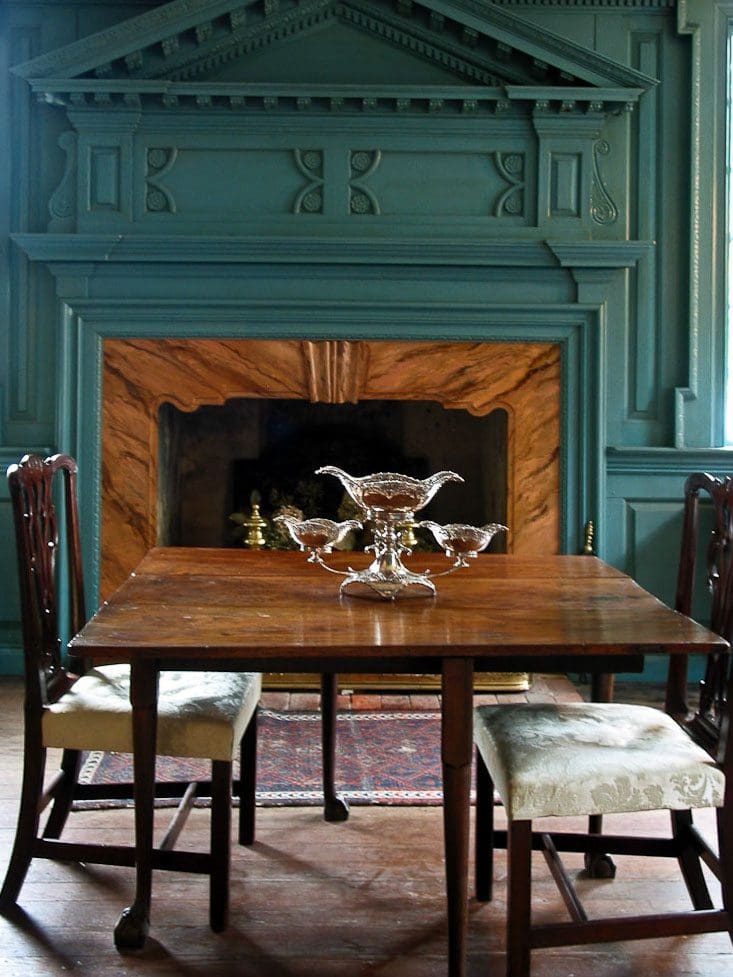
<box><xmin>43</xmin><ymin>664</ymin><xmax>262</xmax><ymax>761</ymax></box>
<box><xmin>474</xmin><ymin>701</ymin><xmax>725</xmax><ymax>821</ymax></box>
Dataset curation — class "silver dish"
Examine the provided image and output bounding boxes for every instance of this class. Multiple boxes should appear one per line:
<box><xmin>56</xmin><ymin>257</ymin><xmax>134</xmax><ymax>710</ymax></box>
<box><xmin>284</xmin><ymin>467</ymin><xmax>507</xmax><ymax>600</ymax></box>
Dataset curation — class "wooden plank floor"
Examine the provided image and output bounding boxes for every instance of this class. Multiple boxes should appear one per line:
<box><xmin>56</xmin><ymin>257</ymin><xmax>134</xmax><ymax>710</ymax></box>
<box><xmin>1</xmin><ymin>676</ymin><xmax>731</xmax><ymax>977</ymax></box>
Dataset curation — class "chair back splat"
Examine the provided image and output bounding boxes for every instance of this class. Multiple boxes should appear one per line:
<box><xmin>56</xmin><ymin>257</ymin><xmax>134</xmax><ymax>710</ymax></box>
<box><xmin>667</xmin><ymin>473</ymin><xmax>733</xmax><ymax>759</ymax></box>
<box><xmin>1</xmin><ymin>453</ymin><xmax>261</xmax><ymax>950</ymax></box>
<box><xmin>473</xmin><ymin>470</ymin><xmax>733</xmax><ymax>977</ymax></box>
<box><xmin>8</xmin><ymin>453</ymin><xmax>85</xmax><ymax>709</ymax></box>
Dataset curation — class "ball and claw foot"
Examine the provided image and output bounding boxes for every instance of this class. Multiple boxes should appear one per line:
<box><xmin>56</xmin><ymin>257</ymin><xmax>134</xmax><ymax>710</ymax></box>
<box><xmin>114</xmin><ymin>904</ymin><xmax>149</xmax><ymax>951</ymax></box>
<box><xmin>324</xmin><ymin>795</ymin><xmax>350</xmax><ymax>822</ymax></box>
<box><xmin>584</xmin><ymin>852</ymin><xmax>617</xmax><ymax>879</ymax></box>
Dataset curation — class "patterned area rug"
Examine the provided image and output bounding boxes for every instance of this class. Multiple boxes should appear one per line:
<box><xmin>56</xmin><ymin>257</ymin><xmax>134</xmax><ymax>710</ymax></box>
<box><xmin>79</xmin><ymin>708</ymin><xmax>447</xmax><ymax>806</ymax></box>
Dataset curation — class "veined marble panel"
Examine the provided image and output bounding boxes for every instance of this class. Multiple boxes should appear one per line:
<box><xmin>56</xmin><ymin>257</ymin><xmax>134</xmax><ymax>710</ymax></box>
<box><xmin>102</xmin><ymin>338</ymin><xmax>561</xmax><ymax>597</ymax></box>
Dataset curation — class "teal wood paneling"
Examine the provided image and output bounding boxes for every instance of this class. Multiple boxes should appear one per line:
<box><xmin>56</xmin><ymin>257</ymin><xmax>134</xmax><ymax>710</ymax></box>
<box><xmin>0</xmin><ymin>0</ymin><xmax>730</xmax><ymax>677</ymax></box>
<box><xmin>675</xmin><ymin>0</ymin><xmax>731</xmax><ymax>448</ymax></box>
<box><xmin>608</xmin><ymin>493</ymin><xmax>688</xmax><ymax>682</ymax></box>
<box><xmin>606</xmin><ymin>448</ymin><xmax>733</xmax><ymax>575</ymax></box>
<box><xmin>607</xmin><ymin>447</ymin><xmax>733</xmax><ymax>680</ymax></box>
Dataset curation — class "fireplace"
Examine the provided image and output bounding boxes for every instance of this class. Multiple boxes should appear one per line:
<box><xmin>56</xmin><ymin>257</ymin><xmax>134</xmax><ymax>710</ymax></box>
<box><xmin>158</xmin><ymin>395</ymin><xmax>509</xmax><ymax>550</ymax></box>
<box><xmin>102</xmin><ymin>337</ymin><xmax>561</xmax><ymax>598</ymax></box>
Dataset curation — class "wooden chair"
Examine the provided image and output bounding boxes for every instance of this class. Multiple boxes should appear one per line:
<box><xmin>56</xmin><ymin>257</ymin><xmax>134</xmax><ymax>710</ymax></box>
<box><xmin>473</xmin><ymin>471</ymin><xmax>733</xmax><ymax>977</ymax></box>
<box><xmin>0</xmin><ymin>453</ymin><xmax>261</xmax><ymax>936</ymax></box>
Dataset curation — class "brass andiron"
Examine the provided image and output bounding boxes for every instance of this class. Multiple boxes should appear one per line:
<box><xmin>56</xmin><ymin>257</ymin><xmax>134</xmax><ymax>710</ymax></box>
<box><xmin>583</xmin><ymin>519</ymin><xmax>595</xmax><ymax>555</ymax></box>
<box><xmin>276</xmin><ymin>466</ymin><xmax>507</xmax><ymax>600</ymax></box>
<box><xmin>242</xmin><ymin>490</ymin><xmax>267</xmax><ymax>549</ymax></box>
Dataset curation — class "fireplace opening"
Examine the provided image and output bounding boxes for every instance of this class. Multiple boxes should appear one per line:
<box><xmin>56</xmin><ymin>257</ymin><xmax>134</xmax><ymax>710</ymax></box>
<box><xmin>158</xmin><ymin>398</ymin><xmax>508</xmax><ymax>552</ymax></box>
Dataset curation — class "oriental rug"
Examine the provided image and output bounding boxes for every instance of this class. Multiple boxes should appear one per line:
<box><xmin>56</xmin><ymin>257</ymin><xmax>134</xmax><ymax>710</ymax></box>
<box><xmin>79</xmin><ymin>708</ymin><xmax>451</xmax><ymax>807</ymax></box>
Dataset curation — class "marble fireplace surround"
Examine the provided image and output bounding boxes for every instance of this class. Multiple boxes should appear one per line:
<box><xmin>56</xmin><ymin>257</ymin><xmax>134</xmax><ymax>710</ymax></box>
<box><xmin>101</xmin><ymin>337</ymin><xmax>561</xmax><ymax>600</ymax></box>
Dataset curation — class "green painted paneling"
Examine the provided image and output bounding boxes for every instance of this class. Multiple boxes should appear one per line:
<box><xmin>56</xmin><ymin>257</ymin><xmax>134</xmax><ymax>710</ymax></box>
<box><xmin>0</xmin><ymin>0</ymin><xmax>730</xmax><ymax>678</ymax></box>
<box><xmin>606</xmin><ymin>447</ymin><xmax>733</xmax><ymax>680</ymax></box>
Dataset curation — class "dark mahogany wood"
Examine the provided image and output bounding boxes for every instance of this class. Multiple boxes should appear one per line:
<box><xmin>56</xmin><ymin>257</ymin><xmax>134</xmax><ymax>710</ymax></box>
<box><xmin>68</xmin><ymin>545</ymin><xmax>725</xmax><ymax>977</ymax></box>
<box><xmin>474</xmin><ymin>471</ymin><xmax>733</xmax><ymax>977</ymax></box>
<box><xmin>0</xmin><ymin>454</ymin><xmax>257</xmax><ymax>944</ymax></box>
<box><xmin>320</xmin><ymin>672</ymin><xmax>350</xmax><ymax>822</ymax></box>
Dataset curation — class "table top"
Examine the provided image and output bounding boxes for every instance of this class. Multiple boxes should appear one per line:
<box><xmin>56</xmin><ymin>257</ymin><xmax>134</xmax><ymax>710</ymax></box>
<box><xmin>68</xmin><ymin>548</ymin><xmax>727</xmax><ymax>669</ymax></box>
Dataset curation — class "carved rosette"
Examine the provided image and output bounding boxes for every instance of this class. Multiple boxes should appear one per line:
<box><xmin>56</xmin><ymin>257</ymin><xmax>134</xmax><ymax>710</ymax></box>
<box><xmin>492</xmin><ymin>151</ymin><xmax>525</xmax><ymax>217</ymax></box>
<box><xmin>293</xmin><ymin>149</ymin><xmax>324</xmax><ymax>214</ymax></box>
<box><xmin>302</xmin><ymin>340</ymin><xmax>370</xmax><ymax>403</ymax></box>
<box><xmin>349</xmin><ymin>150</ymin><xmax>381</xmax><ymax>216</ymax></box>
<box><xmin>145</xmin><ymin>147</ymin><xmax>177</xmax><ymax>213</ymax></box>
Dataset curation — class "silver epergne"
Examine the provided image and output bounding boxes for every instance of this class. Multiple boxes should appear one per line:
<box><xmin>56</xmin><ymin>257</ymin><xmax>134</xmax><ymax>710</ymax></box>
<box><xmin>275</xmin><ymin>466</ymin><xmax>507</xmax><ymax>600</ymax></box>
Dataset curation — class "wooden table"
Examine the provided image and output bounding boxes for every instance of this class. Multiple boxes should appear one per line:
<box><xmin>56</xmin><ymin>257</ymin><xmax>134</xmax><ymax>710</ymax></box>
<box><xmin>68</xmin><ymin>548</ymin><xmax>727</xmax><ymax>976</ymax></box>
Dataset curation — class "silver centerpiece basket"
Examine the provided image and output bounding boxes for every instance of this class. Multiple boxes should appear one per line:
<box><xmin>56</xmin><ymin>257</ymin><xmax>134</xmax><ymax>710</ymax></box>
<box><xmin>275</xmin><ymin>466</ymin><xmax>507</xmax><ymax>600</ymax></box>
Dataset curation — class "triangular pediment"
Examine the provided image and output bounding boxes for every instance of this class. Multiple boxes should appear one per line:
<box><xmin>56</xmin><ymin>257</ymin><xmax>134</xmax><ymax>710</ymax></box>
<box><xmin>13</xmin><ymin>0</ymin><xmax>655</xmax><ymax>104</ymax></box>
<box><xmin>199</xmin><ymin>21</ymin><xmax>479</xmax><ymax>86</ymax></box>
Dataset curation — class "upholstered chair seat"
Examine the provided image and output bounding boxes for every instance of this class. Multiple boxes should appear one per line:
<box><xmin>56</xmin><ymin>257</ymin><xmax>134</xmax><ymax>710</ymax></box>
<box><xmin>44</xmin><ymin>664</ymin><xmax>261</xmax><ymax>761</ymax></box>
<box><xmin>474</xmin><ymin>701</ymin><xmax>725</xmax><ymax>821</ymax></box>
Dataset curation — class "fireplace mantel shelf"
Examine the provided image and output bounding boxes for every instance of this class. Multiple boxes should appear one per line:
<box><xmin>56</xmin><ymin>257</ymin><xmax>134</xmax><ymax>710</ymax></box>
<box><xmin>13</xmin><ymin>233</ymin><xmax>653</xmax><ymax>268</ymax></box>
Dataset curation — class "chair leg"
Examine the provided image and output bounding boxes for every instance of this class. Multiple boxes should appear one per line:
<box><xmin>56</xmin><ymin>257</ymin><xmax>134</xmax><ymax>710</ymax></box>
<box><xmin>475</xmin><ymin>748</ymin><xmax>495</xmax><ymax>902</ymax></box>
<box><xmin>715</xmin><ymin>803</ymin><xmax>733</xmax><ymax>945</ymax></box>
<box><xmin>43</xmin><ymin>748</ymin><xmax>82</xmax><ymax>839</ymax></box>
<box><xmin>238</xmin><ymin>708</ymin><xmax>258</xmax><ymax>846</ymax></box>
<box><xmin>671</xmin><ymin>809</ymin><xmax>714</xmax><ymax>910</ymax></box>
<box><xmin>507</xmin><ymin>819</ymin><xmax>532</xmax><ymax>977</ymax></box>
<box><xmin>0</xmin><ymin>744</ymin><xmax>47</xmax><ymax>910</ymax></box>
<box><xmin>584</xmin><ymin>813</ymin><xmax>616</xmax><ymax>879</ymax></box>
<box><xmin>584</xmin><ymin>674</ymin><xmax>617</xmax><ymax>879</ymax></box>
<box><xmin>320</xmin><ymin>672</ymin><xmax>349</xmax><ymax>822</ymax></box>
<box><xmin>209</xmin><ymin>759</ymin><xmax>232</xmax><ymax>933</ymax></box>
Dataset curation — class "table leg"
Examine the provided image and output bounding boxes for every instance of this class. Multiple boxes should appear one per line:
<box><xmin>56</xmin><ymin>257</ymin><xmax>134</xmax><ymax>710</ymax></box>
<box><xmin>320</xmin><ymin>672</ymin><xmax>350</xmax><ymax>822</ymax></box>
<box><xmin>114</xmin><ymin>660</ymin><xmax>158</xmax><ymax>951</ymax></box>
<box><xmin>441</xmin><ymin>657</ymin><xmax>474</xmax><ymax>977</ymax></box>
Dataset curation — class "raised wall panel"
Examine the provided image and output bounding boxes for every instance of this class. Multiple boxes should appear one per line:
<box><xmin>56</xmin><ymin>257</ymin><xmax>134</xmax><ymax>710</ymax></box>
<box><xmin>349</xmin><ymin>149</ymin><xmax>529</xmax><ymax>220</ymax></box>
<box><xmin>613</xmin><ymin>496</ymin><xmax>693</xmax><ymax>682</ymax></box>
<box><xmin>3</xmin><ymin>25</ymin><xmax>58</xmax><ymax>448</ymax></box>
<box><xmin>143</xmin><ymin>147</ymin><xmax>320</xmax><ymax>218</ymax></box>
<box><xmin>549</xmin><ymin>152</ymin><xmax>581</xmax><ymax>218</ymax></box>
<box><xmin>628</xmin><ymin>32</ymin><xmax>661</xmax><ymax>425</ymax></box>
<box><xmin>620</xmin><ymin>499</ymin><xmax>682</xmax><ymax>603</ymax></box>
<box><xmin>87</xmin><ymin>145</ymin><xmax>121</xmax><ymax>211</ymax></box>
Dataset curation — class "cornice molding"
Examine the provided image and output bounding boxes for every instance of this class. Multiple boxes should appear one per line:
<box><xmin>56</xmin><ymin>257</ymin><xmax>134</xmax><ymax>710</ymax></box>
<box><xmin>425</xmin><ymin>0</ymin><xmax>656</xmax><ymax>86</ymax></box>
<box><xmin>11</xmin><ymin>1</ymin><xmax>240</xmax><ymax>80</ymax></box>
<box><xmin>12</xmin><ymin>0</ymin><xmax>656</xmax><ymax>99</ymax></box>
<box><xmin>547</xmin><ymin>240</ymin><xmax>654</xmax><ymax>267</ymax></box>
<box><xmin>0</xmin><ymin>0</ymin><xmax>677</xmax><ymax>7</ymax></box>
<box><xmin>493</xmin><ymin>1</ymin><xmax>674</xmax><ymax>7</ymax></box>
<box><xmin>607</xmin><ymin>447</ymin><xmax>733</xmax><ymax>476</ymax></box>
<box><xmin>28</xmin><ymin>79</ymin><xmax>644</xmax><ymax>115</ymax></box>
